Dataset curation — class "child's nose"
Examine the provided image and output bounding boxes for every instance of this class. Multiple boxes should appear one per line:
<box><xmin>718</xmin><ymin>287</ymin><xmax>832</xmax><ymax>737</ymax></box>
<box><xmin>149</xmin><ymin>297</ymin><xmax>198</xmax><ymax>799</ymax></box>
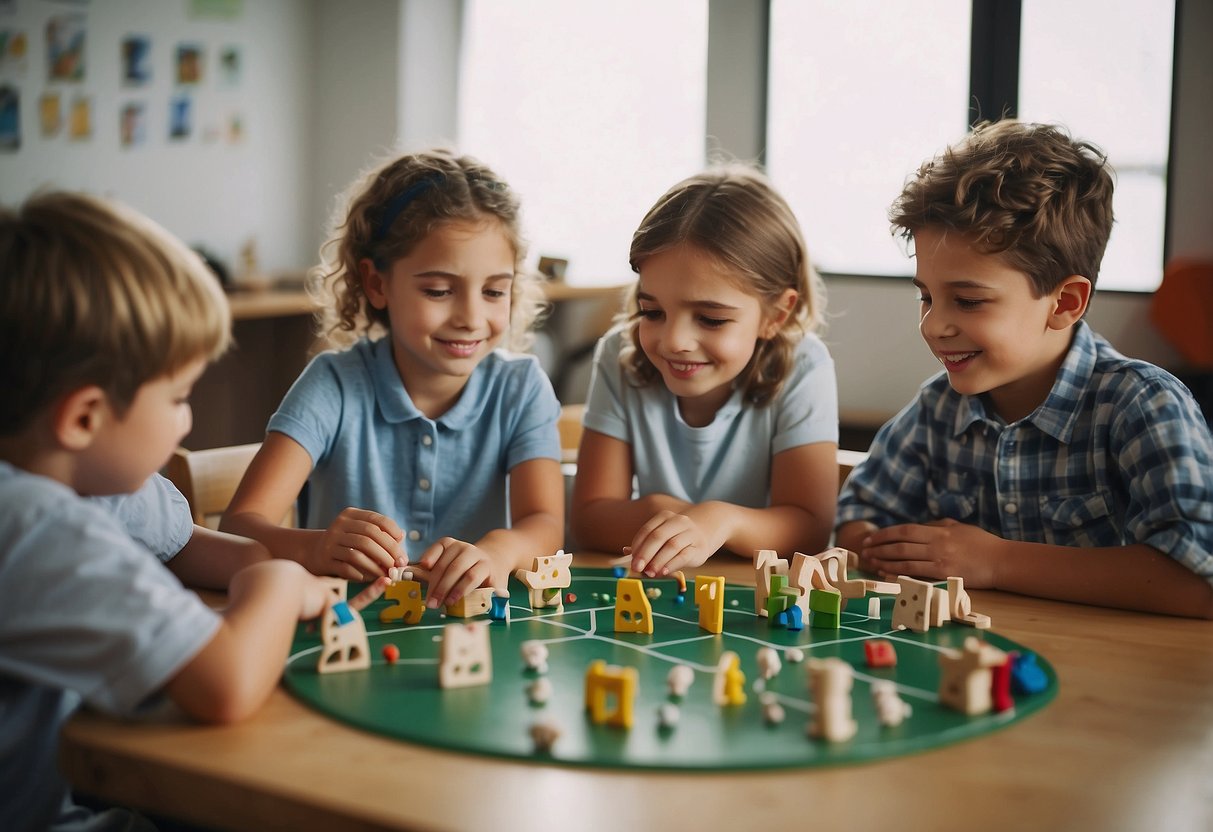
<box><xmin>451</xmin><ymin>294</ymin><xmax>484</xmax><ymax>328</ymax></box>
<box><xmin>664</xmin><ymin>317</ymin><xmax>696</xmax><ymax>352</ymax></box>
<box><xmin>919</xmin><ymin>305</ymin><xmax>955</xmax><ymax>339</ymax></box>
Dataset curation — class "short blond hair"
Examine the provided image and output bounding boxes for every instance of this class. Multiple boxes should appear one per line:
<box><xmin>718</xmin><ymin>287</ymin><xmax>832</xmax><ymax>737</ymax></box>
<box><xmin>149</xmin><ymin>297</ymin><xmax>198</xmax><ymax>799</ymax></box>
<box><xmin>314</xmin><ymin>148</ymin><xmax>546</xmax><ymax>352</ymax></box>
<box><xmin>0</xmin><ymin>191</ymin><xmax>231</xmax><ymax>434</ymax></box>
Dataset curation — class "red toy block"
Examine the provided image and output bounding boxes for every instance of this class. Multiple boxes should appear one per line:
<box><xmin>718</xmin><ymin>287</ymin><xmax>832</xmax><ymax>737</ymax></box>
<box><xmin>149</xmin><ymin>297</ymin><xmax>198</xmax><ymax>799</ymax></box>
<box><xmin>864</xmin><ymin>639</ymin><xmax>897</xmax><ymax>668</ymax></box>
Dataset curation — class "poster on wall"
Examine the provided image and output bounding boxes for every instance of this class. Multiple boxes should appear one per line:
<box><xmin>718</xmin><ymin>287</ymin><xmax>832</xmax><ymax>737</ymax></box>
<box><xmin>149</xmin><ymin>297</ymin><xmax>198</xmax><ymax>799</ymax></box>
<box><xmin>218</xmin><ymin>45</ymin><xmax>240</xmax><ymax>88</ymax></box>
<box><xmin>120</xmin><ymin>101</ymin><xmax>146</xmax><ymax>148</ymax></box>
<box><xmin>0</xmin><ymin>84</ymin><xmax>19</xmax><ymax>151</ymax></box>
<box><xmin>175</xmin><ymin>42</ymin><xmax>203</xmax><ymax>85</ymax></box>
<box><xmin>68</xmin><ymin>94</ymin><xmax>91</xmax><ymax>140</ymax></box>
<box><xmin>47</xmin><ymin>15</ymin><xmax>86</xmax><ymax>82</ymax></box>
<box><xmin>39</xmin><ymin>91</ymin><xmax>61</xmax><ymax>137</ymax></box>
<box><xmin>1</xmin><ymin>29</ymin><xmax>29</xmax><ymax>77</ymax></box>
<box><xmin>122</xmin><ymin>35</ymin><xmax>151</xmax><ymax>86</ymax></box>
<box><xmin>169</xmin><ymin>94</ymin><xmax>191</xmax><ymax>140</ymax></box>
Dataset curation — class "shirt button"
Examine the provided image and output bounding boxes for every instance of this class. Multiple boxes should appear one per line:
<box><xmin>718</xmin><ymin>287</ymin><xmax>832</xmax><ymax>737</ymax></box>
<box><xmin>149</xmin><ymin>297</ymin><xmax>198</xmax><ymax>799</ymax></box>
<box><xmin>419</xmin><ymin>478</ymin><xmax>431</xmax><ymax>491</ymax></box>
<box><xmin>421</xmin><ymin>435</ymin><xmax>432</xmax><ymax>446</ymax></box>
<box><xmin>1004</xmin><ymin>502</ymin><xmax>1018</xmax><ymax>514</ymax></box>
<box><xmin>408</xmin><ymin>530</ymin><xmax>420</xmax><ymax>541</ymax></box>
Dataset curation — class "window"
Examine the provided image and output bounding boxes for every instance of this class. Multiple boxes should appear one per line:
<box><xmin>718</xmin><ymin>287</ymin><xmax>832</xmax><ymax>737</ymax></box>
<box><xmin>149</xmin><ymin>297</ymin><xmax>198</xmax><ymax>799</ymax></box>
<box><xmin>458</xmin><ymin>0</ymin><xmax>708</xmax><ymax>286</ymax></box>
<box><xmin>767</xmin><ymin>0</ymin><xmax>1176</xmax><ymax>292</ymax></box>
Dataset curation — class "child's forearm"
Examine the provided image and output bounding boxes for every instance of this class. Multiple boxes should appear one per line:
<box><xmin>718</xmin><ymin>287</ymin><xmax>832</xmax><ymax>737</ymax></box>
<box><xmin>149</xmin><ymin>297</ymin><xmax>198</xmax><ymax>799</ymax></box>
<box><xmin>712</xmin><ymin>501</ymin><xmax>833</xmax><ymax>561</ymax></box>
<box><xmin>992</xmin><ymin>539</ymin><xmax>1213</xmax><ymax>619</ymax></box>
<box><xmin>572</xmin><ymin>494</ymin><xmax>692</xmax><ymax>554</ymax></box>
<box><xmin>475</xmin><ymin>511</ymin><xmax>566</xmax><ymax>574</ymax></box>
<box><xmin>168</xmin><ymin>526</ymin><xmax>271</xmax><ymax>590</ymax></box>
<box><xmin>220</xmin><ymin>510</ymin><xmax>321</xmax><ymax>567</ymax></box>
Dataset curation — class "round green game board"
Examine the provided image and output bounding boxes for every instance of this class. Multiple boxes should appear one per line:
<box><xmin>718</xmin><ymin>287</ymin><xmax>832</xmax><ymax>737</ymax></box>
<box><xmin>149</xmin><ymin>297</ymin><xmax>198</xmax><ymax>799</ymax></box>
<box><xmin>283</xmin><ymin>568</ymin><xmax>1056</xmax><ymax>770</ymax></box>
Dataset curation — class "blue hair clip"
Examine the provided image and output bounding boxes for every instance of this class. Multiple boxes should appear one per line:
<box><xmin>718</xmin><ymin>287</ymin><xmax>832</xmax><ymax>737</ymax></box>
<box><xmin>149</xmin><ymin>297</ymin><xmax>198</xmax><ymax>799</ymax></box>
<box><xmin>373</xmin><ymin>173</ymin><xmax>445</xmax><ymax>242</ymax></box>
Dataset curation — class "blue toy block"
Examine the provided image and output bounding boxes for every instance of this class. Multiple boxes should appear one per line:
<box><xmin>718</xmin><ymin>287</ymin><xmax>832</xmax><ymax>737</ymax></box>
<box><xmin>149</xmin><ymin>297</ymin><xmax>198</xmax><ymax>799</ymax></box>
<box><xmin>783</xmin><ymin>604</ymin><xmax>804</xmax><ymax>631</ymax></box>
<box><xmin>1010</xmin><ymin>651</ymin><xmax>1048</xmax><ymax>695</ymax></box>
<box><xmin>489</xmin><ymin>594</ymin><xmax>510</xmax><ymax>621</ymax></box>
<box><xmin>332</xmin><ymin>600</ymin><xmax>355</xmax><ymax>626</ymax></box>
<box><xmin>612</xmin><ymin>565</ymin><xmax>627</xmax><ymax>578</ymax></box>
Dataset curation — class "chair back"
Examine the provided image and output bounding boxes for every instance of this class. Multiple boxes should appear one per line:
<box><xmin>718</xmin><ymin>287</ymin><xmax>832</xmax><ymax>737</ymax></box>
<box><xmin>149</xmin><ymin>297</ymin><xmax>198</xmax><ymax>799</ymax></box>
<box><xmin>165</xmin><ymin>443</ymin><xmax>294</xmax><ymax>529</ymax></box>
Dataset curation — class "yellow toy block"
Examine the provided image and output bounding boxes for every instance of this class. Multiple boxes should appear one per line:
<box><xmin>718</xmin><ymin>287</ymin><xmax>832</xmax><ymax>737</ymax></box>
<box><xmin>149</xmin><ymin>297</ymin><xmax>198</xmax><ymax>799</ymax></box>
<box><xmin>694</xmin><ymin>575</ymin><xmax>726</xmax><ymax>634</ymax></box>
<box><xmin>380</xmin><ymin>578</ymin><xmax>425</xmax><ymax>625</ymax></box>
<box><xmin>712</xmin><ymin>651</ymin><xmax>747</xmax><ymax>706</ymax></box>
<box><xmin>614</xmin><ymin>578</ymin><xmax>653</xmax><ymax>634</ymax></box>
<box><xmin>445</xmin><ymin>586</ymin><xmax>494</xmax><ymax>618</ymax></box>
<box><xmin>584</xmin><ymin>659</ymin><xmax>638</xmax><ymax>728</ymax></box>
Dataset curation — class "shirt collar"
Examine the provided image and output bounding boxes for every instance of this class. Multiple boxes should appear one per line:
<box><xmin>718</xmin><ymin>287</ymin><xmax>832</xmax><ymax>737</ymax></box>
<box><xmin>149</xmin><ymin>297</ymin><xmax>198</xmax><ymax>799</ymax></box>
<box><xmin>948</xmin><ymin>321</ymin><xmax>1095</xmax><ymax>442</ymax></box>
<box><xmin>369</xmin><ymin>337</ymin><xmax>487</xmax><ymax>430</ymax></box>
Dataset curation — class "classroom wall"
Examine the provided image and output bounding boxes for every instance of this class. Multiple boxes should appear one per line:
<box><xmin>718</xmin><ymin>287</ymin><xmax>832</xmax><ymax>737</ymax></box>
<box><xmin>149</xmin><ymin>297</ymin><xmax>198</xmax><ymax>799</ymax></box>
<box><xmin>0</xmin><ymin>0</ymin><xmax>316</xmax><ymax>279</ymax></box>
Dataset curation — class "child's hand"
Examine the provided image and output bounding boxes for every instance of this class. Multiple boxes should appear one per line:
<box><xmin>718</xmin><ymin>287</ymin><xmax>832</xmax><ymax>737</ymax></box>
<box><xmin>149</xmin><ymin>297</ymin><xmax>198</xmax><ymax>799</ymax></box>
<box><xmin>417</xmin><ymin>537</ymin><xmax>499</xmax><ymax>609</ymax></box>
<box><xmin>856</xmin><ymin>519</ymin><xmax>1003</xmax><ymax>588</ymax></box>
<box><xmin>627</xmin><ymin>507</ymin><xmax>728</xmax><ymax>578</ymax></box>
<box><xmin>299</xmin><ymin>573</ymin><xmax>390</xmax><ymax>620</ymax></box>
<box><xmin>306</xmin><ymin>508</ymin><xmax>407</xmax><ymax>581</ymax></box>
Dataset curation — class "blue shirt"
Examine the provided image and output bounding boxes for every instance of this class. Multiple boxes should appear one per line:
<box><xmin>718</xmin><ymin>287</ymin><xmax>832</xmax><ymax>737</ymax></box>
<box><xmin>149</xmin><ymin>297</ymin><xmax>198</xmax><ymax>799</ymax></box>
<box><xmin>837</xmin><ymin>322</ymin><xmax>1213</xmax><ymax>584</ymax></box>
<box><xmin>268</xmin><ymin>337</ymin><xmax>562</xmax><ymax>559</ymax></box>
<box><xmin>89</xmin><ymin>473</ymin><xmax>193</xmax><ymax>563</ymax></box>
<box><xmin>583</xmin><ymin>326</ymin><xmax>838</xmax><ymax>506</ymax></box>
<box><xmin>0</xmin><ymin>463</ymin><xmax>220</xmax><ymax>832</ymax></box>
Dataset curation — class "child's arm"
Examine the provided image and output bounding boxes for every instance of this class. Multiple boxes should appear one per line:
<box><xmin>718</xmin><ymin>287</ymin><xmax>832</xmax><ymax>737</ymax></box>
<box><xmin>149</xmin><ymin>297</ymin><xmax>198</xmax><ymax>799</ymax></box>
<box><xmin>220</xmin><ymin>432</ymin><xmax>406</xmax><ymax>580</ymax></box>
<box><xmin>419</xmin><ymin>457</ymin><xmax>565</xmax><ymax>607</ymax></box>
<box><xmin>570</xmin><ymin>428</ymin><xmax>692</xmax><ymax>553</ymax></box>
<box><xmin>626</xmin><ymin>441</ymin><xmax>838</xmax><ymax>577</ymax></box>
<box><xmin>166</xmin><ymin>526</ymin><xmax>271</xmax><ymax>590</ymax></box>
<box><xmin>856</xmin><ymin>519</ymin><xmax>1213</xmax><ymax>619</ymax></box>
<box><xmin>165</xmin><ymin>561</ymin><xmax>388</xmax><ymax>722</ymax></box>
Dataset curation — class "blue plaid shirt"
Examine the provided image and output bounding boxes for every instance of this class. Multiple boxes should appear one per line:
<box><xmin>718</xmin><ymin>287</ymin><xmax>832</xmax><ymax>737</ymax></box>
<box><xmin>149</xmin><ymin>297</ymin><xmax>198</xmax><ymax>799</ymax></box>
<box><xmin>837</xmin><ymin>322</ymin><xmax>1213</xmax><ymax>584</ymax></box>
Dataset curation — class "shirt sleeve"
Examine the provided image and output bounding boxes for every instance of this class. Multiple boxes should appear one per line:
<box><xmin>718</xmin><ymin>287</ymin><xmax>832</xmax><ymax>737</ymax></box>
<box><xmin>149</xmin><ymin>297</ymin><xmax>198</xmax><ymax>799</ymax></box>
<box><xmin>266</xmin><ymin>352</ymin><xmax>346</xmax><ymax>467</ymax></box>
<box><xmin>1111</xmin><ymin>378</ymin><xmax>1213</xmax><ymax>583</ymax></box>
<box><xmin>773</xmin><ymin>335</ymin><xmax>839</xmax><ymax>453</ymax></box>
<box><xmin>504</xmin><ymin>358</ymin><xmax>562</xmax><ymax>470</ymax></box>
<box><xmin>582</xmin><ymin>329</ymin><xmax>631</xmax><ymax>443</ymax></box>
<box><xmin>88</xmin><ymin>474</ymin><xmax>194</xmax><ymax>563</ymax></box>
<box><xmin>835</xmin><ymin>396</ymin><xmax>932</xmax><ymax>530</ymax></box>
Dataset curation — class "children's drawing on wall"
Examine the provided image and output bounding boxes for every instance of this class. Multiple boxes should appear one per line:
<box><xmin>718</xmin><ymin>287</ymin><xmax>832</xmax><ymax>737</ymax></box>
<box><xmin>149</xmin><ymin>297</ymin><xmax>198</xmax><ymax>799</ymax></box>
<box><xmin>175</xmin><ymin>43</ymin><xmax>203</xmax><ymax>85</ymax></box>
<box><xmin>120</xmin><ymin>101</ymin><xmax>146</xmax><ymax>148</ymax></box>
<box><xmin>39</xmin><ymin>91</ymin><xmax>61</xmax><ymax>137</ymax></box>
<box><xmin>1</xmin><ymin>30</ymin><xmax>29</xmax><ymax>77</ymax></box>
<box><xmin>189</xmin><ymin>0</ymin><xmax>244</xmax><ymax>21</ymax></box>
<box><xmin>46</xmin><ymin>15</ymin><xmax>86</xmax><ymax>82</ymax></box>
<box><xmin>218</xmin><ymin>45</ymin><xmax>241</xmax><ymax>88</ymax></box>
<box><xmin>0</xmin><ymin>84</ymin><xmax>19</xmax><ymax>151</ymax></box>
<box><xmin>68</xmin><ymin>94</ymin><xmax>90</xmax><ymax>141</ymax></box>
<box><xmin>227</xmin><ymin>111</ymin><xmax>244</xmax><ymax>144</ymax></box>
<box><xmin>122</xmin><ymin>35</ymin><xmax>151</xmax><ymax>86</ymax></box>
<box><xmin>169</xmin><ymin>94</ymin><xmax>191</xmax><ymax>140</ymax></box>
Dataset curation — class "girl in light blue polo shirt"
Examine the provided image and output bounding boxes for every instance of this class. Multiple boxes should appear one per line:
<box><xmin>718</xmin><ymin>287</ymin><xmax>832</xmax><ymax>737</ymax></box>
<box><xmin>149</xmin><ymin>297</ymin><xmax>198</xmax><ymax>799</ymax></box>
<box><xmin>572</xmin><ymin>165</ymin><xmax>839</xmax><ymax>577</ymax></box>
<box><xmin>222</xmin><ymin>150</ymin><xmax>564</xmax><ymax>609</ymax></box>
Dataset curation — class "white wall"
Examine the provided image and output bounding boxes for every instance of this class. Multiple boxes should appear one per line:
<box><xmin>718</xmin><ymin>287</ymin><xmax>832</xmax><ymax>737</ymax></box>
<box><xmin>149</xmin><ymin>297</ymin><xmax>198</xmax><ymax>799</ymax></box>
<box><xmin>0</xmin><ymin>0</ymin><xmax>316</xmax><ymax>278</ymax></box>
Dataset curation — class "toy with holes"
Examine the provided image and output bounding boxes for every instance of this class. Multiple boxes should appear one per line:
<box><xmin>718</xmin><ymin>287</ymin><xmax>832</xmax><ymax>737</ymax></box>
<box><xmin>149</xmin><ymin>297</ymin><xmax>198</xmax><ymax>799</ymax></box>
<box><xmin>807</xmin><ymin>657</ymin><xmax>857</xmax><ymax>742</ymax></box>
<box><xmin>317</xmin><ymin>579</ymin><xmax>371</xmax><ymax>674</ymax></box>
<box><xmin>380</xmin><ymin>568</ymin><xmax>425</xmax><ymax>625</ymax></box>
<box><xmin>694</xmin><ymin>574</ymin><xmax>726</xmax><ymax>633</ymax></box>
<box><xmin>614</xmin><ymin>577</ymin><xmax>654</xmax><ymax>634</ymax></box>
<box><xmin>514</xmin><ymin>549</ymin><xmax>572</xmax><ymax>612</ymax></box>
<box><xmin>938</xmin><ymin>636</ymin><xmax>1008</xmax><ymax>715</ymax></box>
<box><xmin>439</xmin><ymin>620</ymin><xmax>493</xmax><ymax>689</ymax></box>
<box><xmin>585</xmin><ymin>659</ymin><xmax>638</xmax><ymax>729</ymax></box>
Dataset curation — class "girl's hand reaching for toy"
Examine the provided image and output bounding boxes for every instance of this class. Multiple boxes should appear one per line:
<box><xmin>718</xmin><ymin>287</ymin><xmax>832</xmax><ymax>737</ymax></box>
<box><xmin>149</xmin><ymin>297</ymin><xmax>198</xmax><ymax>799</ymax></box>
<box><xmin>417</xmin><ymin>537</ymin><xmax>500</xmax><ymax>609</ymax></box>
<box><xmin>306</xmin><ymin>508</ymin><xmax>407</xmax><ymax>581</ymax></box>
<box><xmin>626</xmin><ymin>505</ymin><xmax>728</xmax><ymax>578</ymax></box>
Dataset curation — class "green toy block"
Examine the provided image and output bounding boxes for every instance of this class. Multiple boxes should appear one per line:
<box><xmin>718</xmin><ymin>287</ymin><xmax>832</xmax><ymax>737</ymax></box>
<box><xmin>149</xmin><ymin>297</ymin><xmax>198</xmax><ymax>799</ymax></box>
<box><xmin>768</xmin><ymin>574</ymin><xmax>788</xmax><ymax>594</ymax></box>
<box><xmin>809</xmin><ymin>588</ymin><xmax>841</xmax><ymax>629</ymax></box>
<box><xmin>765</xmin><ymin>592</ymin><xmax>792</xmax><ymax>622</ymax></box>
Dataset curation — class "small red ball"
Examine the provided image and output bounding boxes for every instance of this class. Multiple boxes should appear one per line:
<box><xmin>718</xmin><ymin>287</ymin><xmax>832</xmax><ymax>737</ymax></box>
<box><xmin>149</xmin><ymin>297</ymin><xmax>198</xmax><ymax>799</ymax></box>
<box><xmin>565</xmin><ymin>592</ymin><xmax>577</xmax><ymax>604</ymax></box>
<box><xmin>382</xmin><ymin>644</ymin><xmax>400</xmax><ymax>664</ymax></box>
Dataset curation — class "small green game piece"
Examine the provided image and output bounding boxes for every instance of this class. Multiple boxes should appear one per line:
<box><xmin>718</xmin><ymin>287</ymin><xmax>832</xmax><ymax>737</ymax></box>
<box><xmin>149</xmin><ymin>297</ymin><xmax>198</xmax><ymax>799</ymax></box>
<box><xmin>809</xmin><ymin>588</ymin><xmax>841</xmax><ymax>629</ymax></box>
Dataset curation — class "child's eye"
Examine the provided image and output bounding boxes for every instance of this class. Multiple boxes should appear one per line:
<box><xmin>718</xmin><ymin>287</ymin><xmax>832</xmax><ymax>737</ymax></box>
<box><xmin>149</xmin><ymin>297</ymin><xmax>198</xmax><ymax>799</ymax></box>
<box><xmin>916</xmin><ymin>294</ymin><xmax>931</xmax><ymax>306</ymax></box>
<box><xmin>483</xmin><ymin>288</ymin><xmax>508</xmax><ymax>300</ymax></box>
<box><xmin>637</xmin><ymin>308</ymin><xmax>663</xmax><ymax>321</ymax></box>
<box><xmin>956</xmin><ymin>298</ymin><xmax>985</xmax><ymax>310</ymax></box>
<box><xmin>698</xmin><ymin>316</ymin><xmax>729</xmax><ymax>328</ymax></box>
<box><xmin>421</xmin><ymin>288</ymin><xmax>451</xmax><ymax>298</ymax></box>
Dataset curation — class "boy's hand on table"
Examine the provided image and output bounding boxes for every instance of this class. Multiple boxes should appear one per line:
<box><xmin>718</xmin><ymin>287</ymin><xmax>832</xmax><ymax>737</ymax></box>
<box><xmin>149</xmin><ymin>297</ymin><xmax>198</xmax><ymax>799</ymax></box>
<box><xmin>417</xmin><ymin>538</ymin><xmax>497</xmax><ymax>608</ymax></box>
<box><xmin>626</xmin><ymin>504</ymin><xmax>728</xmax><ymax>578</ymax></box>
<box><xmin>307</xmin><ymin>507</ymin><xmax>407</xmax><ymax>581</ymax></box>
<box><xmin>856</xmin><ymin>518</ymin><xmax>1002</xmax><ymax>588</ymax></box>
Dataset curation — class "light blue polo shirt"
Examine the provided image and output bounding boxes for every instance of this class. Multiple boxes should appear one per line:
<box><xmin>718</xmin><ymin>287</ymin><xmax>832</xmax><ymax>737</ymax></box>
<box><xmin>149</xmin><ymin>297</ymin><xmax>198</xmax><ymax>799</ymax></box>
<box><xmin>583</xmin><ymin>327</ymin><xmax>838</xmax><ymax>506</ymax></box>
<box><xmin>268</xmin><ymin>337</ymin><xmax>561</xmax><ymax>559</ymax></box>
<box><xmin>89</xmin><ymin>473</ymin><xmax>193</xmax><ymax>563</ymax></box>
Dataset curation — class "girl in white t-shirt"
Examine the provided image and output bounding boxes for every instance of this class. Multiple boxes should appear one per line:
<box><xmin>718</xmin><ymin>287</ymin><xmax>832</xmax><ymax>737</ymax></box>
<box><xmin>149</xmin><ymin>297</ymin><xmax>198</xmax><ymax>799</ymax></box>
<box><xmin>572</xmin><ymin>164</ymin><xmax>839</xmax><ymax>576</ymax></box>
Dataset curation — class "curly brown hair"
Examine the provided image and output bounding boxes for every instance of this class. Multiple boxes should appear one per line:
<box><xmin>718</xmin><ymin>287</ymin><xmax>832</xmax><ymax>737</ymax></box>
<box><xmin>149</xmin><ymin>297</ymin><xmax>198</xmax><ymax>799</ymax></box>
<box><xmin>620</xmin><ymin>164</ymin><xmax>825</xmax><ymax>408</ymax></box>
<box><xmin>890</xmin><ymin>120</ymin><xmax>1115</xmax><ymax>297</ymax></box>
<box><xmin>312</xmin><ymin>148</ymin><xmax>546</xmax><ymax>351</ymax></box>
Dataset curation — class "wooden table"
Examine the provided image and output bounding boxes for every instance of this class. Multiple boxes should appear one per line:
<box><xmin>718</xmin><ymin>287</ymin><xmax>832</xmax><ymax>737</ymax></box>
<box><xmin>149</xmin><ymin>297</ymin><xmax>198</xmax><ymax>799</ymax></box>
<box><xmin>60</xmin><ymin>552</ymin><xmax>1213</xmax><ymax>832</ymax></box>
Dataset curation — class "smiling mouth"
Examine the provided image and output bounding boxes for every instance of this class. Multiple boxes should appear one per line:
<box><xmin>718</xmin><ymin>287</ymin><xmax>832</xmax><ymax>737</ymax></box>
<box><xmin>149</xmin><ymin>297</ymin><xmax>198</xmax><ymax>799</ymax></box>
<box><xmin>939</xmin><ymin>351</ymin><xmax>979</xmax><ymax>366</ymax></box>
<box><xmin>438</xmin><ymin>339</ymin><xmax>482</xmax><ymax>354</ymax></box>
<box><xmin>666</xmin><ymin>359</ymin><xmax>707</xmax><ymax>376</ymax></box>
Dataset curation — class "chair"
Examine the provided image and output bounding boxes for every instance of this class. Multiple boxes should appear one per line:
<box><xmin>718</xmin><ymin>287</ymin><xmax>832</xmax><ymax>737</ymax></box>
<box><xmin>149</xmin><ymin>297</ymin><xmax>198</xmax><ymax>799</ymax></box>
<box><xmin>165</xmin><ymin>443</ymin><xmax>294</xmax><ymax>529</ymax></box>
<box><xmin>557</xmin><ymin>403</ymin><xmax>586</xmax><ymax>466</ymax></box>
<box><xmin>837</xmin><ymin>448</ymin><xmax>869</xmax><ymax>490</ymax></box>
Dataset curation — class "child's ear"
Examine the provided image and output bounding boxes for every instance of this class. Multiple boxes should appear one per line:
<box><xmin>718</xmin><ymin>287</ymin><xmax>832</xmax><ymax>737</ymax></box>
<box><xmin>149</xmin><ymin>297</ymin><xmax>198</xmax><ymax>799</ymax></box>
<box><xmin>53</xmin><ymin>386</ymin><xmax>109</xmax><ymax>451</ymax></box>
<box><xmin>359</xmin><ymin>258</ymin><xmax>389</xmax><ymax>310</ymax></box>
<box><xmin>1048</xmin><ymin>275</ymin><xmax>1092</xmax><ymax>329</ymax></box>
<box><xmin>762</xmin><ymin>288</ymin><xmax>799</xmax><ymax>339</ymax></box>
